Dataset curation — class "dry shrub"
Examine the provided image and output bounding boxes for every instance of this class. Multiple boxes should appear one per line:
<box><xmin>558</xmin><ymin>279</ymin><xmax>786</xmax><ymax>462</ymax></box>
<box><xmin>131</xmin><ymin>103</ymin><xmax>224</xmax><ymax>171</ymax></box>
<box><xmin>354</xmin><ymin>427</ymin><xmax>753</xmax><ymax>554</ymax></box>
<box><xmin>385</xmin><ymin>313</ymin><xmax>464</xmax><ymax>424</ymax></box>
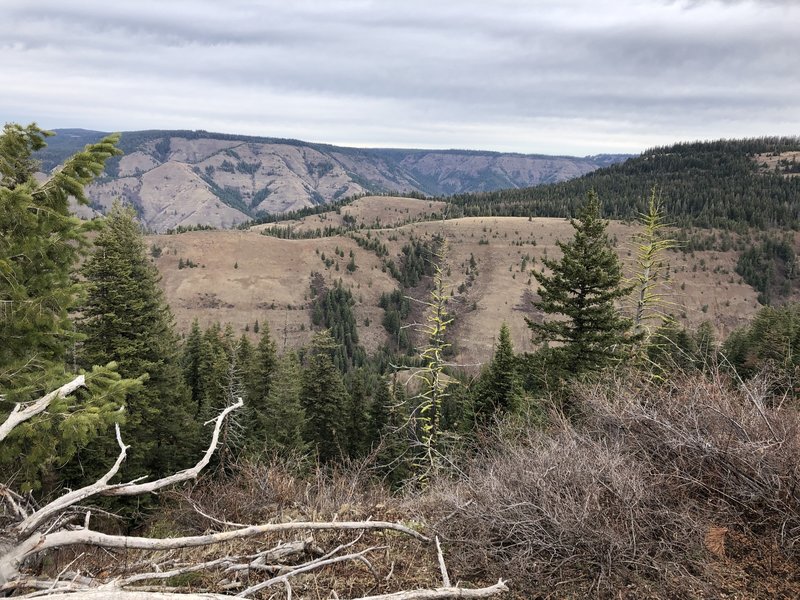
<box><xmin>136</xmin><ymin>455</ymin><xmax>437</xmax><ymax>598</ymax></box>
<box><xmin>426</xmin><ymin>368</ymin><xmax>800</xmax><ymax>597</ymax></box>
<box><xmin>585</xmin><ymin>369</ymin><xmax>800</xmax><ymax>546</ymax></box>
<box><xmin>164</xmin><ymin>453</ymin><xmax>396</xmax><ymax>532</ymax></box>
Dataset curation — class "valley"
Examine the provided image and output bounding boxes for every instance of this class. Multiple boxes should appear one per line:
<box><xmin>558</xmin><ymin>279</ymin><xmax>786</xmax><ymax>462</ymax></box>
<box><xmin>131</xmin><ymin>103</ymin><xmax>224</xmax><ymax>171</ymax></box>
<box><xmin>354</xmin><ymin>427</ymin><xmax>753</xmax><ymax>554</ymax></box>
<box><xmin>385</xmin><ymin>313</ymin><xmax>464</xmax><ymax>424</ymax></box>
<box><xmin>150</xmin><ymin>195</ymin><xmax>767</xmax><ymax>367</ymax></box>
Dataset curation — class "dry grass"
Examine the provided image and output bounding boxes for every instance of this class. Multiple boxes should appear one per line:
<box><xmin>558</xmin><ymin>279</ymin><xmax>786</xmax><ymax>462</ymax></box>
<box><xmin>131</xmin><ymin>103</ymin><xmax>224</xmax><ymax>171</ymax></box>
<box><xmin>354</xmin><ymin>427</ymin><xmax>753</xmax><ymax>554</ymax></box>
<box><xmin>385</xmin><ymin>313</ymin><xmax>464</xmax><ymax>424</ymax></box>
<box><xmin>149</xmin><ymin>207</ymin><xmax>763</xmax><ymax>367</ymax></box>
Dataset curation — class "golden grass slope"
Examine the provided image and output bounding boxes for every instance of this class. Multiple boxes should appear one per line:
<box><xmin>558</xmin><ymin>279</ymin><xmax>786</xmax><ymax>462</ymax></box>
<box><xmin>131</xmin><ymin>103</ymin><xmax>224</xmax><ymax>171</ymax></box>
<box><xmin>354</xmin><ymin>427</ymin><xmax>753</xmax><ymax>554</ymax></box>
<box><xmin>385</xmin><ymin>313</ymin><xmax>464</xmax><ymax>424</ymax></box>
<box><xmin>150</xmin><ymin>196</ymin><xmax>766</xmax><ymax>367</ymax></box>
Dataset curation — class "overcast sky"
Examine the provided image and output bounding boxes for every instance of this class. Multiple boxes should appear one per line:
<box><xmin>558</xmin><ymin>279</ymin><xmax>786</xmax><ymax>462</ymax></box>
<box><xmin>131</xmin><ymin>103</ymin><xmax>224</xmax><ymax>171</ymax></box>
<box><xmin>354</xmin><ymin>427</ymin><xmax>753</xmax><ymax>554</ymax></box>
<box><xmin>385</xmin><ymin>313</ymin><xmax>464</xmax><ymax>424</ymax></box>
<box><xmin>1</xmin><ymin>0</ymin><xmax>797</xmax><ymax>155</ymax></box>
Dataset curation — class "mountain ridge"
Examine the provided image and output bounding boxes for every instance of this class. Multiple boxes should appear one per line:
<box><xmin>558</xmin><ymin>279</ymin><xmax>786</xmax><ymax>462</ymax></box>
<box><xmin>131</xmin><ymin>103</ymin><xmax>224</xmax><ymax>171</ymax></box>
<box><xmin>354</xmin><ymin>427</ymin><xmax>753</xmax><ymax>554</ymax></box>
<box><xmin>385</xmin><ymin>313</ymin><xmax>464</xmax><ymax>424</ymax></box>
<box><xmin>36</xmin><ymin>128</ymin><xmax>630</xmax><ymax>232</ymax></box>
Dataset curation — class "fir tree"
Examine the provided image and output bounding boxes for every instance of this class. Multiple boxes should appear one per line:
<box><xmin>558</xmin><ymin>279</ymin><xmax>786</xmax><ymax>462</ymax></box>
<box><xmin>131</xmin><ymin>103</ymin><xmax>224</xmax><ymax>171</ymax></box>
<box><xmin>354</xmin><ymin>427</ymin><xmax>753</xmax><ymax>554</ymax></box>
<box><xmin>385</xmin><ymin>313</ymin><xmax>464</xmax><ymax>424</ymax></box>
<box><xmin>79</xmin><ymin>203</ymin><xmax>196</xmax><ymax>480</ymax></box>
<box><xmin>244</xmin><ymin>322</ymin><xmax>278</xmax><ymax>443</ymax></box>
<box><xmin>250</xmin><ymin>351</ymin><xmax>306</xmax><ymax>455</ymax></box>
<box><xmin>197</xmin><ymin>323</ymin><xmax>231</xmax><ymax>420</ymax></box>
<box><xmin>473</xmin><ymin>323</ymin><xmax>522</xmax><ymax>421</ymax></box>
<box><xmin>368</xmin><ymin>376</ymin><xmax>392</xmax><ymax>445</ymax></box>
<box><xmin>0</xmin><ymin>124</ymin><xmax>120</xmax><ymax>386</ymax></box>
<box><xmin>300</xmin><ymin>331</ymin><xmax>350</xmax><ymax>461</ymax></box>
<box><xmin>0</xmin><ymin>124</ymin><xmax>137</xmax><ymax>491</ymax></box>
<box><xmin>343</xmin><ymin>368</ymin><xmax>371</xmax><ymax>457</ymax></box>
<box><xmin>375</xmin><ymin>378</ymin><xmax>413</xmax><ymax>486</ymax></box>
<box><xmin>182</xmin><ymin>319</ymin><xmax>204</xmax><ymax>411</ymax></box>
<box><xmin>236</xmin><ymin>332</ymin><xmax>255</xmax><ymax>382</ymax></box>
<box><xmin>526</xmin><ymin>192</ymin><xmax>633</xmax><ymax>375</ymax></box>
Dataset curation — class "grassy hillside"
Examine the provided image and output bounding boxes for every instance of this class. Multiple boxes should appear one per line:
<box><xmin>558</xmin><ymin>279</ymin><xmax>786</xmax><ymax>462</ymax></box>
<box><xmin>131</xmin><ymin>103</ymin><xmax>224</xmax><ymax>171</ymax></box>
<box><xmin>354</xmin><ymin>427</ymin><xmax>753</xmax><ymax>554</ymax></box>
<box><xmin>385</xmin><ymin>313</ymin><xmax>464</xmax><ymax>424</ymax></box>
<box><xmin>149</xmin><ymin>196</ymin><xmax>771</xmax><ymax>368</ymax></box>
<box><xmin>449</xmin><ymin>137</ymin><xmax>800</xmax><ymax>230</ymax></box>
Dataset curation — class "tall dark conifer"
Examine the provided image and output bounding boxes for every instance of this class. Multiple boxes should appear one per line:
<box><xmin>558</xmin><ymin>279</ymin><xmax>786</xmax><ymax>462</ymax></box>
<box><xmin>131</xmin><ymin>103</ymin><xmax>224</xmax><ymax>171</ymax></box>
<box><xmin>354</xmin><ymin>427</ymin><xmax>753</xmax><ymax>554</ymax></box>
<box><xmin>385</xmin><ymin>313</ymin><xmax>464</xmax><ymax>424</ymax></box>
<box><xmin>473</xmin><ymin>323</ymin><xmax>522</xmax><ymax>421</ymax></box>
<box><xmin>527</xmin><ymin>192</ymin><xmax>633</xmax><ymax>375</ymax></box>
<box><xmin>250</xmin><ymin>351</ymin><xmax>306</xmax><ymax>455</ymax></box>
<box><xmin>300</xmin><ymin>331</ymin><xmax>350</xmax><ymax>461</ymax></box>
<box><xmin>80</xmin><ymin>203</ymin><xmax>196</xmax><ymax>480</ymax></box>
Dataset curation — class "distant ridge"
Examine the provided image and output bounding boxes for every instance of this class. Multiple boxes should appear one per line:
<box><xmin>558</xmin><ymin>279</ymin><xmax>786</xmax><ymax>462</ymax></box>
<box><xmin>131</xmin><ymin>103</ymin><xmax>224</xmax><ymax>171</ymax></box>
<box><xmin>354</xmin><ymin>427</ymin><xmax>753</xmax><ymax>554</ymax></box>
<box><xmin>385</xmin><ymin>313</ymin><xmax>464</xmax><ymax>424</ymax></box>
<box><xmin>36</xmin><ymin>128</ymin><xmax>629</xmax><ymax>232</ymax></box>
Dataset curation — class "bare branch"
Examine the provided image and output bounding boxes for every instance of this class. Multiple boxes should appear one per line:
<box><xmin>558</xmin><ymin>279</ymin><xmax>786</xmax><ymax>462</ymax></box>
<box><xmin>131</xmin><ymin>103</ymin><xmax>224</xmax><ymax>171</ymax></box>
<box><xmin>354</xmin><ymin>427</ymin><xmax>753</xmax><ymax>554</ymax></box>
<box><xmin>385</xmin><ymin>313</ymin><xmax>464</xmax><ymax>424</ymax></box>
<box><xmin>435</xmin><ymin>536</ymin><xmax>451</xmax><ymax>588</ymax></box>
<box><xmin>105</xmin><ymin>398</ymin><xmax>244</xmax><ymax>497</ymax></box>
<box><xmin>0</xmin><ymin>375</ymin><xmax>85</xmax><ymax>442</ymax></box>
<box><xmin>36</xmin><ymin>593</ymin><xmax>233</xmax><ymax>600</ymax></box>
<box><xmin>0</xmin><ymin>484</ymin><xmax>29</xmax><ymax>520</ymax></box>
<box><xmin>236</xmin><ymin>546</ymin><xmax>383</xmax><ymax>598</ymax></box>
<box><xmin>17</xmin><ymin>424</ymin><xmax>129</xmax><ymax>537</ymax></box>
<box><xmin>114</xmin><ymin>557</ymin><xmax>235</xmax><ymax>586</ymax></box>
<box><xmin>5</xmin><ymin>520</ymin><xmax>425</xmax><ymax>588</ymax></box>
<box><xmin>355</xmin><ymin>580</ymin><xmax>509</xmax><ymax>599</ymax></box>
<box><xmin>16</xmin><ymin>399</ymin><xmax>244</xmax><ymax>538</ymax></box>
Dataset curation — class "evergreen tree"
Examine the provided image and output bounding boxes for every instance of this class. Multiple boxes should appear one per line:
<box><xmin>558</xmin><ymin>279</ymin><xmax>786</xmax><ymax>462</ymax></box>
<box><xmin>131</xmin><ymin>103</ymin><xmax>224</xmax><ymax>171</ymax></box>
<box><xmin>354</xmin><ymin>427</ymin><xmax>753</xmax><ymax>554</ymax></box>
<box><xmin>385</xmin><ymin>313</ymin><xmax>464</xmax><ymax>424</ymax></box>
<box><xmin>249</xmin><ymin>351</ymin><xmax>306</xmax><ymax>455</ymax></box>
<box><xmin>343</xmin><ymin>368</ymin><xmax>371</xmax><ymax>457</ymax></box>
<box><xmin>79</xmin><ymin>203</ymin><xmax>196</xmax><ymax>480</ymax></box>
<box><xmin>369</xmin><ymin>376</ymin><xmax>392</xmax><ymax>445</ymax></box>
<box><xmin>0</xmin><ymin>125</ymin><xmax>120</xmax><ymax>381</ymax></box>
<box><xmin>375</xmin><ymin>378</ymin><xmax>413</xmax><ymax>486</ymax></box>
<box><xmin>0</xmin><ymin>124</ymin><xmax>136</xmax><ymax>491</ymax></box>
<box><xmin>249</xmin><ymin>322</ymin><xmax>277</xmax><ymax>399</ymax></box>
<box><xmin>723</xmin><ymin>303</ymin><xmax>800</xmax><ymax>384</ymax></box>
<box><xmin>473</xmin><ymin>323</ymin><xmax>522</xmax><ymax>421</ymax></box>
<box><xmin>300</xmin><ymin>331</ymin><xmax>350</xmax><ymax>461</ymax></box>
<box><xmin>526</xmin><ymin>192</ymin><xmax>633</xmax><ymax>375</ymax></box>
<box><xmin>196</xmin><ymin>323</ymin><xmax>231</xmax><ymax>420</ymax></box>
<box><xmin>244</xmin><ymin>322</ymin><xmax>278</xmax><ymax>444</ymax></box>
<box><xmin>182</xmin><ymin>319</ymin><xmax>204</xmax><ymax>411</ymax></box>
<box><xmin>694</xmin><ymin>321</ymin><xmax>717</xmax><ymax>371</ymax></box>
<box><xmin>646</xmin><ymin>321</ymin><xmax>699</xmax><ymax>376</ymax></box>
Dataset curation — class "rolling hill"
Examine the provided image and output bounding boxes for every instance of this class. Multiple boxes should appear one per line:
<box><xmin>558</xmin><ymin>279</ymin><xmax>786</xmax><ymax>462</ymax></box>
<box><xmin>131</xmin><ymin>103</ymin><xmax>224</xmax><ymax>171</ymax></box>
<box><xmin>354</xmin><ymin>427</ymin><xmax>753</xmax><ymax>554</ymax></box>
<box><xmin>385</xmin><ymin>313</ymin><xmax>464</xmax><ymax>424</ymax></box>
<box><xmin>148</xmin><ymin>196</ymin><xmax>776</xmax><ymax>368</ymax></box>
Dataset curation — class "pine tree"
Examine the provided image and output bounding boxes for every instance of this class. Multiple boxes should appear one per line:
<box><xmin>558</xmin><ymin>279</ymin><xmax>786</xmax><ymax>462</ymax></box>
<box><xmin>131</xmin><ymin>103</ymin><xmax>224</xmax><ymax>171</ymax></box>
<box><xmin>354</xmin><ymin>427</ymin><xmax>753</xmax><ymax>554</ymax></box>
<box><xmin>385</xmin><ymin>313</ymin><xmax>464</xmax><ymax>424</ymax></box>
<box><xmin>250</xmin><ymin>351</ymin><xmax>306</xmax><ymax>455</ymax></box>
<box><xmin>473</xmin><ymin>323</ymin><xmax>522</xmax><ymax>421</ymax></box>
<box><xmin>343</xmin><ymin>368</ymin><xmax>370</xmax><ymax>457</ymax></box>
<box><xmin>300</xmin><ymin>331</ymin><xmax>350</xmax><ymax>461</ymax></box>
<box><xmin>244</xmin><ymin>322</ymin><xmax>278</xmax><ymax>444</ymax></box>
<box><xmin>0</xmin><ymin>124</ymin><xmax>137</xmax><ymax>491</ymax></box>
<box><xmin>526</xmin><ymin>192</ymin><xmax>633</xmax><ymax>375</ymax></box>
<box><xmin>79</xmin><ymin>203</ymin><xmax>196</xmax><ymax>480</ymax></box>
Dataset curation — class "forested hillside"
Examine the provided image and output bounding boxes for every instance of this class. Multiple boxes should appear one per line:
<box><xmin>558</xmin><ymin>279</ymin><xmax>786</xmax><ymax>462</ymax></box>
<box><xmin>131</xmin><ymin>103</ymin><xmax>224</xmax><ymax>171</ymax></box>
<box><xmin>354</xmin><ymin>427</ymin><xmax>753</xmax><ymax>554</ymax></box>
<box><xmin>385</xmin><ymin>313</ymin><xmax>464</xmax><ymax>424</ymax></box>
<box><xmin>449</xmin><ymin>137</ymin><xmax>800</xmax><ymax>230</ymax></box>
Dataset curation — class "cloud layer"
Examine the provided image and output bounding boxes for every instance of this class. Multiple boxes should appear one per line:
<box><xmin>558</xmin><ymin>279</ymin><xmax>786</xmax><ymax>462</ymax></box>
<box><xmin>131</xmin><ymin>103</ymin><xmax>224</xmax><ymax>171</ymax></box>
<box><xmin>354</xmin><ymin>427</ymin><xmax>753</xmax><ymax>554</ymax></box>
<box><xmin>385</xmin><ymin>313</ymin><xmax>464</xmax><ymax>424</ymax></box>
<box><xmin>1</xmin><ymin>0</ymin><xmax>797</xmax><ymax>154</ymax></box>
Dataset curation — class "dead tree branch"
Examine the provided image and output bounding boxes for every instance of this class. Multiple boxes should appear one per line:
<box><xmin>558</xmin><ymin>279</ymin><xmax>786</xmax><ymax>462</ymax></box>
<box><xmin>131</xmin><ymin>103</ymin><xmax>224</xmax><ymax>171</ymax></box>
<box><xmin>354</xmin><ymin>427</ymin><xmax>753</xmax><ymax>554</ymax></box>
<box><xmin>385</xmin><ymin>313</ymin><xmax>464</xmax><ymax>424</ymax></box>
<box><xmin>1</xmin><ymin>380</ymin><xmax>507</xmax><ymax>600</ymax></box>
<box><xmin>0</xmin><ymin>374</ymin><xmax>85</xmax><ymax>442</ymax></box>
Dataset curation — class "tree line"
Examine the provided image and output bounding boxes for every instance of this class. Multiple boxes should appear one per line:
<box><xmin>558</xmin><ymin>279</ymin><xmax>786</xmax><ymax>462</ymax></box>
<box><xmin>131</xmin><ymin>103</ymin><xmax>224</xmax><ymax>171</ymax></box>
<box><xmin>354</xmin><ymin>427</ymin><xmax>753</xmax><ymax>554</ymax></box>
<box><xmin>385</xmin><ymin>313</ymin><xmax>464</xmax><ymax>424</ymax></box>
<box><xmin>447</xmin><ymin>137</ymin><xmax>800</xmax><ymax>230</ymax></box>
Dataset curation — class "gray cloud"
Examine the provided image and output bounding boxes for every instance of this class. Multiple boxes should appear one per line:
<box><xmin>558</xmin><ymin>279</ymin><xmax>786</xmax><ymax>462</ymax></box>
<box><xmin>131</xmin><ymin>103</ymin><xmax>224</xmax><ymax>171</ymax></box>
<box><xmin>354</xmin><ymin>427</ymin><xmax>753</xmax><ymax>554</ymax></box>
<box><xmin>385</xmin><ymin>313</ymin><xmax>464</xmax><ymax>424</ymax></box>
<box><xmin>0</xmin><ymin>0</ymin><xmax>797</xmax><ymax>154</ymax></box>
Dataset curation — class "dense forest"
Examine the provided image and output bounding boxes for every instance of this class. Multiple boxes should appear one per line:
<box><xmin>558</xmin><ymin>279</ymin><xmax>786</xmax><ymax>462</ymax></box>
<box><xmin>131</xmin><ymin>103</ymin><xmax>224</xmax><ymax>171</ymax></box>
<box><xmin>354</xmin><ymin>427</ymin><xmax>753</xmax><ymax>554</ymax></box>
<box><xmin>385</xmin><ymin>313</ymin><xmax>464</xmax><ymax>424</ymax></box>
<box><xmin>448</xmin><ymin>137</ymin><xmax>800</xmax><ymax>230</ymax></box>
